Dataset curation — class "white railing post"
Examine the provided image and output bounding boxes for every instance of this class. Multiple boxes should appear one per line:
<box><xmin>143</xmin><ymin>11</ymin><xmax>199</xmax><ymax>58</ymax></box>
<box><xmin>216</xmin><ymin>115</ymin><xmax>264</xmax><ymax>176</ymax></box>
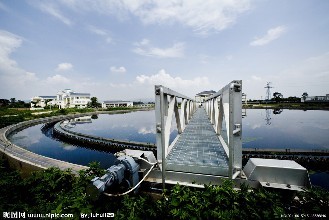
<box><xmin>229</xmin><ymin>81</ymin><xmax>242</xmax><ymax>179</ymax></box>
<box><xmin>204</xmin><ymin>80</ymin><xmax>242</xmax><ymax>179</ymax></box>
<box><xmin>155</xmin><ymin>86</ymin><xmax>166</xmax><ymax>189</ymax></box>
<box><xmin>155</xmin><ymin>85</ymin><xmax>196</xmax><ymax>188</ymax></box>
<box><xmin>213</xmin><ymin>97</ymin><xmax>219</xmax><ymax>132</ymax></box>
<box><xmin>180</xmin><ymin>99</ymin><xmax>186</xmax><ymax>131</ymax></box>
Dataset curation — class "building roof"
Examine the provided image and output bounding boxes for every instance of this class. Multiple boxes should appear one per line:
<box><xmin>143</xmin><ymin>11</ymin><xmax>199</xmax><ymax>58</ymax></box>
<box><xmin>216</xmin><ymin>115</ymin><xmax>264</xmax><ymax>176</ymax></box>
<box><xmin>103</xmin><ymin>100</ymin><xmax>132</xmax><ymax>104</ymax></box>
<box><xmin>71</xmin><ymin>93</ymin><xmax>90</xmax><ymax>96</ymax></box>
<box><xmin>38</xmin><ymin>96</ymin><xmax>56</xmax><ymax>99</ymax></box>
<box><xmin>196</xmin><ymin>90</ymin><xmax>216</xmax><ymax>96</ymax></box>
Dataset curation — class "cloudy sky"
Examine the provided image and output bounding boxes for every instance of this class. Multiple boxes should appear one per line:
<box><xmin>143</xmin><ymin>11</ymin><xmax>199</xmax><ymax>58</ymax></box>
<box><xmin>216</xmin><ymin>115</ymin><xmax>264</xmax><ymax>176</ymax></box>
<box><xmin>0</xmin><ymin>0</ymin><xmax>328</xmax><ymax>101</ymax></box>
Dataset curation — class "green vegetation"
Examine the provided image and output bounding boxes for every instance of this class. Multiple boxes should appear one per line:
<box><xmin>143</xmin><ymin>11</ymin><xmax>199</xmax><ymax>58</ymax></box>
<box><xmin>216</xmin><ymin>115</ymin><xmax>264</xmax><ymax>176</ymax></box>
<box><xmin>87</xmin><ymin>97</ymin><xmax>102</xmax><ymax>108</ymax></box>
<box><xmin>0</xmin><ymin>158</ymin><xmax>328</xmax><ymax>219</ymax></box>
<box><xmin>0</xmin><ymin>103</ymin><xmax>152</xmax><ymax>129</ymax></box>
<box><xmin>243</xmin><ymin>102</ymin><xmax>329</xmax><ymax>110</ymax></box>
<box><xmin>0</xmin><ymin>107</ymin><xmax>95</xmax><ymax>129</ymax></box>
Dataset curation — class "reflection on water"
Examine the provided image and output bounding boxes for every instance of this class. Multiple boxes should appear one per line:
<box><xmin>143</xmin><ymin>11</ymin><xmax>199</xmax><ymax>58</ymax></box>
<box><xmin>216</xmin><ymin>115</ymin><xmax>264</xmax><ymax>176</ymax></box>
<box><xmin>263</xmin><ymin>109</ymin><xmax>283</xmax><ymax>126</ymax></box>
<box><xmin>70</xmin><ymin>110</ymin><xmax>177</xmax><ymax>144</ymax></box>
<box><xmin>265</xmin><ymin>109</ymin><xmax>272</xmax><ymax>125</ymax></box>
<box><xmin>8</xmin><ymin>110</ymin><xmax>178</xmax><ymax>169</ymax></box>
<box><xmin>8</xmin><ymin>109</ymin><xmax>329</xmax><ymax>172</ymax></box>
<box><xmin>9</xmin><ymin>124</ymin><xmax>117</xmax><ymax>168</ymax></box>
<box><xmin>243</xmin><ymin>109</ymin><xmax>329</xmax><ymax>150</ymax></box>
<box><xmin>309</xmin><ymin>171</ymin><xmax>329</xmax><ymax>189</ymax></box>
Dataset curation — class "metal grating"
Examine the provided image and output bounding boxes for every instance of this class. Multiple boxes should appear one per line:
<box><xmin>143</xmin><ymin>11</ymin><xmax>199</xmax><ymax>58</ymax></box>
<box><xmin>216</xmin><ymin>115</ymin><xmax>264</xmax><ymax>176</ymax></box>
<box><xmin>166</xmin><ymin>107</ymin><xmax>229</xmax><ymax>176</ymax></box>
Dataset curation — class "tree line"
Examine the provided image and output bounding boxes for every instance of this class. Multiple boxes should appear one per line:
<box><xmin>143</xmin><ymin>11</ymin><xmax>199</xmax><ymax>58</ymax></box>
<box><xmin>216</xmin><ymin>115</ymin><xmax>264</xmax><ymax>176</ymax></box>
<box><xmin>247</xmin><ymin>92</ymin><xmax>311</xmax><ymax>103</ymax></box>
<box><xmin>0</xmin><ymin>98</ymin><xmax>30</xmax><ymax>108</ymax></box>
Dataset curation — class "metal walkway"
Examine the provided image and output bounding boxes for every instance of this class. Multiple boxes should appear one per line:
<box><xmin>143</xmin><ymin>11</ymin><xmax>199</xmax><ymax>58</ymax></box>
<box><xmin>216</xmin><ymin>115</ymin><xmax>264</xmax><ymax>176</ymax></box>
<box><xmin>166</xmin><ymin>107</ymin><xmax>229</xmax><ymax>176</ymax></box>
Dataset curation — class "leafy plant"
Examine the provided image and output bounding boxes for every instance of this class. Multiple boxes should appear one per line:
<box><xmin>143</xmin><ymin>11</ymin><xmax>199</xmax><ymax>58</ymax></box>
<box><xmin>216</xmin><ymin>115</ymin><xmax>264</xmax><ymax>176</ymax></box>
<box><xmin>0</xmin><ymin>158</ymin><xmax>328</xmax><ymax>219</ymax></box>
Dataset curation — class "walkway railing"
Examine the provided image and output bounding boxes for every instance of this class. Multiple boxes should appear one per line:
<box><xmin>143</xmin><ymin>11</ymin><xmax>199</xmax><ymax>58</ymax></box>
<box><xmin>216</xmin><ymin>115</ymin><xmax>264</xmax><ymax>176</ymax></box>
<box><xmin>155</xmin><ymin>85</ymin><xmax>196</xmax><ymax>187</ymax></box>
<box><xmin>204</xmin><ymin>80</ymin><xmax>242</xmax><ymax>179</ymax></box>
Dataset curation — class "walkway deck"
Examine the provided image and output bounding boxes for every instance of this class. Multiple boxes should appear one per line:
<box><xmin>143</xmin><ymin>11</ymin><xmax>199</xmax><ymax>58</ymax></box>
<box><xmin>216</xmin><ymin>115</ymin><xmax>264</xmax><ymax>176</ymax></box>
<box><xmin>166</xmin><ymin>107</ymin><xmax>229</xmax><ymax>176</ymax></box>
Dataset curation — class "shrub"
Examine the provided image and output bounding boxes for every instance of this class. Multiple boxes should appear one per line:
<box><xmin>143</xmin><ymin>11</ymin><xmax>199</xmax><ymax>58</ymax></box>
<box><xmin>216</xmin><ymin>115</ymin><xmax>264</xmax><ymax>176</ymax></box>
<box><xmin>0</xmin><ymin>158</ymin><xmax>328</xmax><ymax>219</ymax></box>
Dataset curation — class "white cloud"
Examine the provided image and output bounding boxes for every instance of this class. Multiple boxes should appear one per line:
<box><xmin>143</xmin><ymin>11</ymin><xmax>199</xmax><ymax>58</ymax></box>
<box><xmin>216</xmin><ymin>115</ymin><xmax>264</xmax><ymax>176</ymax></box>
<box><xmin>62</xmin><ymin>145</ymin><xmax>78</xmax><ymax>151</ymax></box>
<box><xmin>136</xmin><ymin>69</ymin><xmax>209</xmax><ymax>89</ymax></box>
<box><xmin>59</xmin><ymin>0</ymin><xmax>251</xmax><ymax>35</ymax></box>
<box><xmin>56</xmin><ymin>62</ymin><xmax>73</xmax><ymax>71</ymax></box>
<box><xmin>250</xmin><ymin>26</ymin><xmax>287</xmax><ymax>46</ymax></box>
<box><xmin>251</xmin><ymin>75</ymin><xmax>262</xmax><ymax>81</ymax></box>
<box><xmin>110</xmin><ymin>66</ymin><xmax>126</xmax><ymax>73</ymax></box>
<box><xmin>107</xmin><ymin>69</ymin><xmax>210</xmax><ymax>99</ymax></box>
<box><xmin>0</xmin><ymin>30</ymin><xmax>37</xmax><ymax>82</ymax></box>
<box><xmin>25</xmin><ymin>71</ymin><xmax>38</xmax><ymax>80</ymax></box>
<box><xmin>132</xmin><ymin>1</ymin><xmax>251</xmax><ymax>35</ymax></box>
<box><xmin>109</xmin><ymin>83</ymin><xmax>132</xmax><ymax>88</ymax></box>
<box><xmin>133</xmin><ymin>39</ymin><xmax>185</xmax><ymax>58</ymax></box>
<box><xmin>0</xmin><ymin>2</ymin><xmax>9</xmax><ymax>11</ymax></box>
<box><xmin>138</xmin><ymin>127</ymin><xmax>155</xmax><ymax>135</ymax></box>
<box><xmin>46</xmin><ymin>74</ymin><xmax>70</xmax><ymax>84</ymax></box>
<box><xmin>87</xmin><ymin>25</ymin><xmax>112</xmax><ymax>43</ymax></box>
<box><xmin>105</xmin><ymin>37</ymin><xmax>112</xmax><ymax>43</ymax></box>
<box><xmin>199</xmin><ymin>54</ymin><xmax>210</xmax><ymax>64</ymax></box>
<box><xmin>0</xmin><ymin>30</ymin><xmax>45</xmax><ymax>98</ymax></box>
<box><xmin>87</xmin><ymin>25</ymin><xmax>107</xmax><ymax>36</ymax></box>
<box><xmin>0</xmin><ymin>30</ymin><xmax>22</xmax><ymax>66</ymax></box>
<box><xmin>0</xmin><ymin>30</ymin><xmax>103</xmax><ymax>99</ymax></box>
<box><xmin>280</xmin><ymin>52</ymin><xmax>329</xmax><ymax>80</ymax></box>
<box><xmin>36</xmin><ymin>2</ymin><xmax>72</xmax><ymax>26</ymax></box>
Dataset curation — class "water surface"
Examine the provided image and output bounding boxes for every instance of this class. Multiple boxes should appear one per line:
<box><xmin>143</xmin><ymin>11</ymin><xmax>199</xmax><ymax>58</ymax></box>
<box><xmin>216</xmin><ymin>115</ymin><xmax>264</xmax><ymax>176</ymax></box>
<box><xmin>8</xmin><ymin>109</ymin><xmax>329</xmax><ymax>188</ymax></box>
<box><xmin>242</xmin><ymin>109</ymin><xmax>329</xmax><ymax>150</ymax></box>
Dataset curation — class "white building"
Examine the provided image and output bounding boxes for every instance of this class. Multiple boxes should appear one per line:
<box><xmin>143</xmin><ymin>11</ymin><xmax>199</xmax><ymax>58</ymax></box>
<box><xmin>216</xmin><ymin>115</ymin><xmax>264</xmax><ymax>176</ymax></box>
<box><xmin>102</xmin><ymin>100</ymin><xmax>133</xmax><ymax>108</ymax></box>
<box><xmin>30</xmin><ymin>96</ymin><xmax>56</xmax><ymax>108</ymax></box>
<box><xmin>302</xmin><ymin>94</ymin><xmax>329</xmax><ymax>102</ymax></box>
<box><xmin>195</xmin><ymin>90</ymin><xmax>216</xmax><ymax>104</ymax></box>
<box><xmin>56</xmin><ymin>89</ymin><xmax>91</xmax><ymax>109</ymax></box>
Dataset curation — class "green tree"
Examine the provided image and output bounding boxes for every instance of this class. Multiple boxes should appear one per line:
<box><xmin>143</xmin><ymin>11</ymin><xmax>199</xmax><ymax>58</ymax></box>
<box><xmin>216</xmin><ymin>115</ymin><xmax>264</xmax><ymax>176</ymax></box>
<box><xmin>10</xmin><ymin>98</ymin><xmax>16</xmax><ymax>104</ymax></box>
<box><xmin>88</xmin><ymin>97</ymin><xmax>101</xmax><ymax>108</ymax></box>
<box><xmin>44</xmin><ymin>99</ymin><xmax>54</xmax><ymax>109</ymax></box>
<box><xmin>273</xmin><ymin>92</ymin><xmax>283</xmax><ymax>103</ymax></box>
<box><xmin>0</xmin><ymin>99</ymin><xmax>10</xmax><ymax>107</ymax></box>
<box><xmin>302</xmin><ymin>92</ymin><xmax>308</xmax><ymax>102</ymax></box>
<box><xmin>30</xmin><ymin>101</ymin><xmax>38</xmax><ymax>108</ymax></box>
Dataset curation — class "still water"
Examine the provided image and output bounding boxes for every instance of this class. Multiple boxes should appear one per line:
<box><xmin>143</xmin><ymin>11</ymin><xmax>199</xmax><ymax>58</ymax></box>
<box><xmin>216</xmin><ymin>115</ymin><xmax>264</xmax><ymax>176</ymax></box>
<box><xmin>243</xmin><ymin>109</ymin><xmax>329</xmax><ymax>150</ymax></box>
<box><xmin>65</xmin><ymin>109</ymin><xmax>329</xmax><ymax>150</ymax></box>
<box><xmin>8</xmin><ymin>109</ymin><xmax>329</xmax><ymax>188</ymax></box>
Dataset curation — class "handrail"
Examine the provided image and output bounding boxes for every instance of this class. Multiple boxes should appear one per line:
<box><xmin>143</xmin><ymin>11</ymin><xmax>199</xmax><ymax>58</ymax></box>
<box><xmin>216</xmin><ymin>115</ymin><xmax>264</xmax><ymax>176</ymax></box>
<box><xmin>154</xmin><ymin>85</ymin><xmax>196</xmax><ymax>188</ymax></box>
<box><xmin>204</xmin><ymin>80</ymin><xmax>242</xmax><ymax>179</ymax></box>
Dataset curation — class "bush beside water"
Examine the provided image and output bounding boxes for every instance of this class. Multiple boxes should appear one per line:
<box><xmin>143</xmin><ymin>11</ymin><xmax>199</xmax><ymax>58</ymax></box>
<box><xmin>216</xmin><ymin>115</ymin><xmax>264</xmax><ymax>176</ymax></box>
<box><xmin>0</xmin><ymin>158</ymin><xmax>328</xmax><ymax>220</ymax></box>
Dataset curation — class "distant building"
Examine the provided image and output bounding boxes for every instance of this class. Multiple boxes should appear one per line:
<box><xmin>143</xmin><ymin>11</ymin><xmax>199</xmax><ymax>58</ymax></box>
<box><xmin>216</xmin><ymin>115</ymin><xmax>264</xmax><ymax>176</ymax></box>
<box><xmin>302</xmin><ymin>94</ymin><xmax>329</xmax><ymax>102</ymax></box>
<box><xmin>195</xmin><ymin>90</ymin><xmax>216</xmax><ymax>104</ymax></box>
<box><xmin>102</xmin><ymin>100</ymin><xmax>133</xmax><ymax>108</ymax></box>
<box><xmin>30</xmin><ymin>96</ymin><xmax>56</xmax><ymax>108</ymax></box>
<box><xmin>56</xmin><ymin>89</ymin><xmax>91</xmax><ymax>109</ymax></box>
<box><xmin>135</xmin><ymin>103</ymin><xmax>154</xmax><ymax>108</ymax></box>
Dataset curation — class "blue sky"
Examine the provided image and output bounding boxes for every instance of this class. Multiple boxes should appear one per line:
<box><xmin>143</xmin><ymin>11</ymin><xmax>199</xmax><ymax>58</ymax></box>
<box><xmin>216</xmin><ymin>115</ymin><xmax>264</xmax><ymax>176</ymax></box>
<box><xmin>0</xmin><ymin>0</ymin><xmax>328</xmax><ymax>101</ymax></box>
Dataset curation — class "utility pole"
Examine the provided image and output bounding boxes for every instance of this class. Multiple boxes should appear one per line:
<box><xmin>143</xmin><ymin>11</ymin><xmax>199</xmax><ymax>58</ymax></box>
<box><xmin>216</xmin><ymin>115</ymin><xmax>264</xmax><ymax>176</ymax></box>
<box><xmin>264</xmin><ymin>82</ymin><xmax>273</xmax><ymax>105</ymax></box>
